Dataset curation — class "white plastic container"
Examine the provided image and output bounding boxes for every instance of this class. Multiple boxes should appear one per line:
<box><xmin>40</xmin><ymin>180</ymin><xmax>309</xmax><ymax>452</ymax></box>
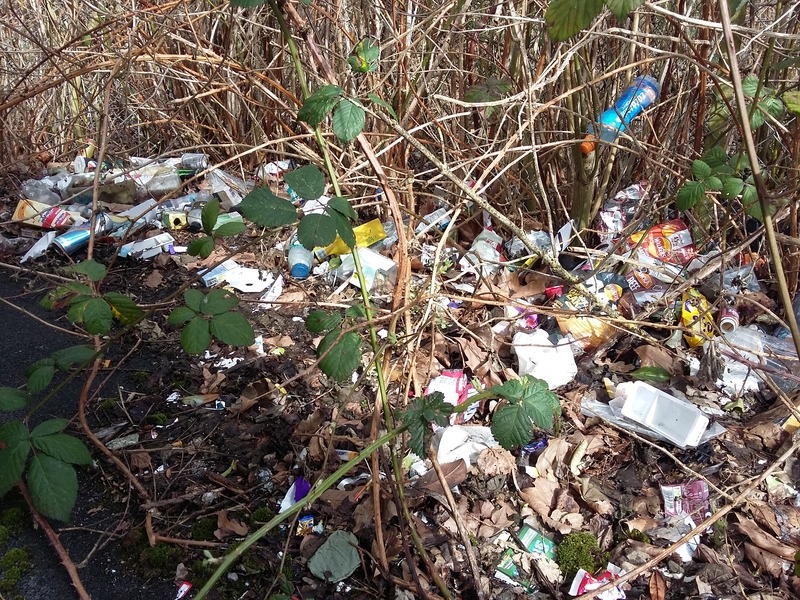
<box><xmin>620</xmin><ymin>381</ymin><xmax>708</xmax><ymax>448</ymax></box>
<box><xmin>288</xmin><ymin>235</ymin><xmax>313</xmax><ymax>279</ymax></box>
<box><xmin>512</xmin><ymin>329</ymin><xmax>577</xmax><ymax>390</ymax></box>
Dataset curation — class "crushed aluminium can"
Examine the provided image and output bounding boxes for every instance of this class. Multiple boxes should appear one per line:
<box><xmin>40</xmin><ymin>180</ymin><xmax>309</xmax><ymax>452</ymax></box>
<box><xmin>53</xmin><ymin>213</ymin><xmax>116</xmax><ymax>255</ymax></box>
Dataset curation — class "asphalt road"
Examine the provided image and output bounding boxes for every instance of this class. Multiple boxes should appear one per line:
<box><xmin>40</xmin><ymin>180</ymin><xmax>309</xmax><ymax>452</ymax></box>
<box><xmin>0</xmin><ymin>271</ymin><xmax>175</xmax><ymax>600</ymax></box>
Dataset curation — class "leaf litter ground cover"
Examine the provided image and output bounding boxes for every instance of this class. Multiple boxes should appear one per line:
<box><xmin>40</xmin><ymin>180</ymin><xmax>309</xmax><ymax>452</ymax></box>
<box><xmin>1</xmin><ymin>159</ymin><xmax>800</xmax><ymax>600</ymax></box>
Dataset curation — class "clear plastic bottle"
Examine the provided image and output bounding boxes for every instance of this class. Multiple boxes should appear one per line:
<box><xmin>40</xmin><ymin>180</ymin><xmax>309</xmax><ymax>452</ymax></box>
<box><xmin>581</xmin><ymin>75</ymin><xmax>661</xmax><ymax>154</ymax></box>
<box><xmin>287</xmin><ymin>234</ymin><xmax>313</xmax><ymax>279</ymax></box>
<box><xmin>21</xmin><ymin>179</ymin><xmax>61</xmax><ymax>205</ymax></box>
<box><xmin>724</xmin><ymin>326</ymin><xmax>799</xmax><ymax>392</ymax></box>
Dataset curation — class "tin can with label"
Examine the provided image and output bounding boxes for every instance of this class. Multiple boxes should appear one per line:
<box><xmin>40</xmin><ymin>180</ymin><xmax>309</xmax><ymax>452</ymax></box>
<box><xmin>181</xmin><ymin>153</ymin><xmax>208</xmax><ymax>171</ymax></box>
<box><xmin>53</xmin><ymin>213</ymin><xmax>115</xmax><ymax>255</ymax></box>
<box><xmin>718</xmin><ymin>306</ymin><xmax>739</xmax><ymax>334</ymax></box>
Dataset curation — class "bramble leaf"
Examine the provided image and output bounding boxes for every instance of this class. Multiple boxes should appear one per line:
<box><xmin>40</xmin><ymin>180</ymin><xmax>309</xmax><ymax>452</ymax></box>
<box><xmin>210</xmin><ymin>312</ymin><xmax>255</xmax><ymax>347</ymax></box>
<box><xmin>489</xmin><ymin>376</ymin><xmax>560</xmax><ymax>449</ymax></box>
<box><xmin>202</xmin><ymin>198</ymin><xmax>220</xmax><ymax>235</ymax></box>
<box><xmin>332</xmin><ymin>98</ymin><xmax>365</xmax><ymax>143</ymax></box>
<box><xmin>31</xmin><ymin>419</ymin><xmax>68</xmax><ymax>437</ymax></box>
<box><xmin>28</xmin><ymin>453</ymin><xmax>77</xmax><ymax>522</ymax></box>
<box><xmin>26</xmin><ymin>360</ymin><xmax>56</xmax><ymax>394</ymax></box>
<box><xmin>187</xmin><ymin>235</ymin><xmax>215</xmax><ymax>259</ymax></box>
<box><xmin>238</xmin><ymin>187</ymin><xmax>298</xmax><ymax>227</ymax></box>
<box><xmin>401</xmin><ymin>392</ymin><xmax>451</xmax><ymax>457</ymax></box>
<box><xmin>181</xmin><ymin>316</ymin><xmax>211</xmax><ymax>354</ymax></box>
<box><xmin>51</xmin><ymin>345</ymin><xmax>97</xmax><ymax>370</ymax></box>
<box><xmin>214</xmin><ymin>221</ymin><xmax>247</xmax><ymax>237</ymax></box>
<box><xmin>677</xmin><ymin>180</ymin><xmax>706</xmax><ymax>210</ymax></box>
<box><xmin>0</xmin><ymin>388</ymin><xmax>31</xmax><ymax>412</ymax></box>
<box><xmin>32</xmin><ymin>433</ymin><xmax>92</xmax><ymax>465</ymax></box>
<box><xmin>200</xmin><ymin>289</ymin><xmax>238</xmax><ymax>316</ymax></box>
<box><xmin>0</xmin><ymin>421</ymin><xmax>30</xmax><ymax>497</ymax></box>
<box><xmin>184</xmin><ymin>289</ymin><xmax>204</xmax><ymax>312</ymax></box>
<box><xmin>64</xmin><ymin>259</ymin><xmax>107</xmax><ymax>282</ymax></box>
<box><xmin>168</xmin><ymin>306</ymin><xmax>196</xmax><ymax>325</ymax></box>
<box><xmin>545</xmin><ymin>0</ymin><xmax>604</xmax><ymax>41</ymax></box>
<box><xmin>631</xmin><ymin>366</ymin><xmax>671</xmax><ymax>383</ymax></box>
<box><xmin>298</xmin><ymin>214</ymin><xmax>338</xmax><ymax>250</ymax></box>
<box><xmin>692</xmin><ymin>160</ymin><xmax>712</xmax><ymax>180</ymax></box>
<box><xmin>306</xmin><ymin>310</ymin><xmax>343</xmax><ymax>333</ymax></box>
<box><xmin>721</xmin><ymin>176</ymin><xmax>745</xmax><ymax>200</ymax></box>
<box><xmin>297</xmin><ymin>85</ymin><xmax>344</xmax><ymax>128</ymax></box>
<box><xmin>605</xmin><ymin>0</ymin><xmax>644</xmax><ymax>19</ymax></box>
<box><xmin>284</xmin><ymin>165</ymin><xmax>326</xmax><ymax>201</ymax></box>
<box><xmin>318</xmin><ymin>328</ymin><xmax>362</xmax><ymax>382</ymax></box>
<box><xmin>367</xmin><ymin>93</ymin><xmax>398</xmax><ymax>121</ymax></box>
<box><xmin>104</xmin><ymin>292</ymin><xmax>143</xmax><ymax>324</ymax></box>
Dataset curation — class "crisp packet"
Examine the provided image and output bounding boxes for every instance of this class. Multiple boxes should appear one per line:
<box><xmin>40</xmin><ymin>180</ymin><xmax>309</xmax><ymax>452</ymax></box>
<box><xmin>597</xmin><ymin>180</ymin><xmax>650</xmax><ymax>244</ymax></box>
<box><xmin>626</xmin><ymin>219</ymin><xmax>695</xmax><ymax>275</ymax></box>
<box><xmin>568</xmin><ymin>563</ymin><xmax>626</xmax><ymax>599</ymax></box>
<box><xmin>661</xmin><ymin>480</ymin><xmax>710</xmax><ymax>521</ymax></box>
<box><xmin>424</xmin><ymin>370</ymin><xmax>478</xmax><ymax>426</ymax></box>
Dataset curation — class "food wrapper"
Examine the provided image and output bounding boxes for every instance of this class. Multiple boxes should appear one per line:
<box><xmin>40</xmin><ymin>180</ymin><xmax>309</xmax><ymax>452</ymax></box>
<box><xmin>681</xmin><ymin>289</ymin><xmax>714</xmax><ymax>347</ymax></box>
<box><xmin>13</xmin><ymin>199</ymin><xmax>73</xmax><ymax>228</ymax></box>
<box><xmin>314</xmin><ymin>218</ymin><xmax>386</xmax><ymax>259</ymax></box>
<box><xmin>597</xmin><ymin>180</ymin><xmax>650</xmax><ymax>244</ymax></box>
<box><xmin>626</xmin><ymin>219</ymin><xmax>695</xmax><ymax>276</ymax></box>
<box><xmin>661</xmin><ymin>480</ymin><xmax>710</xmax><ymax>521</ymax></box>
<box><xmin>568</xmin><ymin>563</ymin><xmax>625</xmax><ymax>599</ymax></box>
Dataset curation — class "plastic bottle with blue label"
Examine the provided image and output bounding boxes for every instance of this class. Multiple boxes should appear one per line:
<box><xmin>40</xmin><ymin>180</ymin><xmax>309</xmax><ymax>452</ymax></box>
<box><xmin>288</xmin><ymin>234</ymin><xmax>313</xmax><ymax>279</ymax></box>
<box><xmin>581</xmin><ymin>75</ymin><xmax>661</xmax><ymax>154</ymax></box>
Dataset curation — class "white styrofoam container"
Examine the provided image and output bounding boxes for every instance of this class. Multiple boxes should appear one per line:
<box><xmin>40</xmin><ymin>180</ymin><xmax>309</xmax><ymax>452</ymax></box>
<box><xmin>620</xmin><ymin>381</ymin><xmax>709</xmax><ymax>448</ymax></box>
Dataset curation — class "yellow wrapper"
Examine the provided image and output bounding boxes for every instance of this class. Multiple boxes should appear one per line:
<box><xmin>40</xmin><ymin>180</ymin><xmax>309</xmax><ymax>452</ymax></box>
<box><xmin>681</xmin><ymin>289</ymin><xmax>714</xmax><ymax>347</ymax></box>
<box><xmin>314</xmin><ymin>218</ymin><xmax>386</xmax><ymax>259</ymax></box>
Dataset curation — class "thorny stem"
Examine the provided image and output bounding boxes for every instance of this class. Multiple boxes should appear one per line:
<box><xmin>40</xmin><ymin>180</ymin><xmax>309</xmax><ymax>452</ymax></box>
<box><xmin>717</xmin><ymin>0</ymin><xmax>800</xmax><ymax>359</ymax></box>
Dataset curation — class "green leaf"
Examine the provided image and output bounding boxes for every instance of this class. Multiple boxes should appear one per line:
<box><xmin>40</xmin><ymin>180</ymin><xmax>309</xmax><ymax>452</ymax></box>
<box><xmin>348</xmin><ymin>38</ymin><xmax>380</xmax><ymax>73</ymax></box>
<box><xmin>51</xmin><ymin>345</ymin><xmax>97</xmax><ymax>370</ymax></box>
<box><xmin>201</xmin><ymin>198</ymin><xmax>220</xmax><ymax>235</ymax></box>
<box><xmin>318</xmin><ymin>329</ymin><xmax>362</xmax><ymax>382</ymax></box>
<box><xmin>27</xmin><ymin>453</ymin><xmax>77</xmax><ymax>522</ymax></box>
<box><xmin>168</xmin><ymin>306</ymin><xmax>197</xmax><ymax>325</ymax></box>
<box><xmin>26</xmin><ymin>361</ymin><xmax>56</xmax><ymax>394</ymax></box>
<box><xmin>181</xmin><ymin>316</ymin><xmax>211</xmax><ymax>355</ymax></box>
<box><xmin>721</xmin><ymin>176</ymin><xmax>745</xmax><ymax>200</ymax></box>
<box><xmin>631</xmin><ymin>366</ymin><xmax>671</xmax><ymax>383</ymax></box>
<box><xmin>605</xmin><ymin>0</ymin><xmax>644</xmax><ymax>19</ymax></box>
<box><xmin>367</xmin><ymin>93</ymin><xmax>398</xmax><ymax>121</ymax></box>
<box><xmin>345</xmin><ymin>305</ymin><xmax>366</xmax><ymax>319</ymax></box>
<box><xmin>331</xmin><ymin>210</ymin><xmax>357</xmax><ymax>250</ymax></box>
<box><xmin>104</xmin><ymin>292</ymin><xmax>143</xmax><ymax>324</ymax></box>
<box><xmin>31</xmin><ymin>419</ymin><xmax>68</xmax><ymax>437</ymax></box>
<box><xmin>545</xmin><ymin>0</ymin><xmax>605</xmax><ymax>41</ymax></box>
<box><xmin>200</xmin><ymin>289</ymin><xmax>238</xmax><ymax>316</ymax></box>
<box><xmin>63</xmin><ymin>259</ymin><xmax>107</xmax><ymax>282</ymax></box>
<box><xmin>488</xmin><ymin>376</ymin><xmax>560</xmax><ymax>449</ymax></box>
<box><xmin>402</xmin><ymin>392</ymin><xmax>451</xmax><ymax>457</ymax></box>
<box><xmin>0</xmin><ymin>388</ymin><xmax>31</xmax><ymax>412</ymax></box>
<box><xmin>491</xmin><ymin>402</ymin><xmax>541</xmax><ymax>450</ymax></box>
<box><xmin>82</xmin><ymin>298</ymin><xmax>113</xmax><ymax>334</ymax></box>
<box><xmin>32</xmin><ymin>434</ymin><xmax>92</xmax><ymax>465</ymax></box>
<box><xmin>0</xmin><ymin>421</ymin><xmax>30</xmax><ymax>497</ymax></box>
<box><xmin>327</xmin><ymin>196</ymin><xmax>358</xmax><ymax>221</ymax></box>
<box><xmin>750</xmin><ymin>105</ymin><xmax>766</xmax><ymax>129</ymax></box>
<box><xmin>209</xmin><ymin>312</ymin><xmax>255</xmax><ymax>347</ymax></box>
<box><xmin>332</xmin><ymin>98</ymin><xmax>365</xmax><ymax>143</ymax></box>
<box><xmin>704</xmin><ymin>176</ymin><xmax>723</xmax><ymax>191</ymax></box>
<box><xmin>783</xmin><ymin>90</ymin><xmax>800</xmax><ymax>115</ymax></box>
<box><xmin>184</xmin><ymin>289</ymin><xmax>204</xmax><ymax>312</ymax></box>
<box><xmin>741</xmin><ymin>75</ymin><xmax>760</xmax><ymax>98</ymax></box>
<box><xmin>187</xmin><ymin>235</ymin><xmax>215</xmax><ymax>259</ymax></box>
<box><xmin>67</xmin><ymin>299</ymin><xmax>89</xmax><ymax>325</ymax></box>
<box><xmin>284</xmin><ymin>165</ymin><xmax>326</xmax><ymax>201</ymax></box>
<box><xmin>298</xmin><ymin>214</ymin><xmax>338</xmax><ymax>250</ymax></box>
<box><xmin>297</xmin><ymin>85</ymin><xmax>344</xmax><ymax>128</ymax></box>
<box><xmin>676</xmin><ymin>180</ymin><xmax>706</xmax><ymax>210</ymax></box>
<box><xmin>229</xmin><ymin>0</ymin><xmax>264</xmax><ymax>6</ymax></box>
<box><xmin>702</xmin><ymin>146</ymin><xmax>728</xmax><ymax>170</ymax></box>
<box><xmin>691</xmin><ymin>159</ymin><xmax>712</xmax><ymax>180</ymax></box>
<box><xmin>238</xmin><ymin>187</ymin><xmax>298</xmax><ymax>227</ymax></box>
<box><xmin>306</xmin><ymin>310</ymin><xmax>343</xmax><ymax>333</ymax></box>
<box><xmin>214</xmin><ymin>221</ymin><xmax>246</xmax><ymax>238</ymax></box>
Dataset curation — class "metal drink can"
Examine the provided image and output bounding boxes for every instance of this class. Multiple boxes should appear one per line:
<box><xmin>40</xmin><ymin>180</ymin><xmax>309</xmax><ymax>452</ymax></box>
<box><xmin>718</xmin><ymin>306</ymin><xmax>740</xmax><ymax>334</ymax></box>
<box><xmin>181</xmin><ymin>153</ymin><xmax>208</xmax><ymax>171</ymax></box>
<box><xmin>53</xmin><ymin>214</ymin><xmax>115</xmax><ymax>255</ymax></box>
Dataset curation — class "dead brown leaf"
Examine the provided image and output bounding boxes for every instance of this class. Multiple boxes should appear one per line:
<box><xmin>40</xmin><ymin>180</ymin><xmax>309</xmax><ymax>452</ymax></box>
<box><xmin>458</xmin><ymin>336</ymin><xmax>489</xmax><ymax>376</ymax></box>
<box><xmin>477</xmin><ymin>447</ymin><xmax>515</xmax><ymax>477</ymax></box>
<box><xmin>200</xmin><ymin>367</ymin><xmax>225</xmax><ymax>395</ymax></box>
<box><xmin>411</xmin><ymin>460</ymin><xmax>467</xmax><ymax>496</ymax></box>
<box><xmin>214</xmin><ymin>510</ymin><xmax>248</xmax><ymax>540</ymax></box>
<box><xmin>735</xmin><ymin>515</ymin><xmax>797</xmax><ymax>560</ymax></box>
<box><xmin>744</xmin><ymin>542</ymin><xmax>789</xmax><ymax>578</ymax></box>
<box><xmin>295</xmin><ymin>409</ymin><xmax>326</xmax><ymax>440</ymax></box>
<box><xmin>535</xmin><ymin>438</ymin><xmax>572</xmax><ymax>481</ymax></box>
<box><xmin>144</xmin><ymin>270</ymin><xmax>163</xmax><ymax>288</ymax></box>
<box><xmin>748</xmin><ymin>500</ymin><xmax>783</xmax><ymax>537</ymax></box>
<box><xmin>130</xmin><ymin>451</ymin><xmax>151</xmax><ymax>473</ymax></box>
<box><xmin>649</xmin><ymin>570</ymin><xmax>667</xmax><ymax>600</ymax></box>
<box><xmin>264</xmin><ymin>334</ymin><xmax>294</xmax><ymax>348</ymax></box>
<box><xmin>574</xmin><ymin>477</ymin><xmax>615</xmax><ymax>515</ymax></box>
<box><xmin>635</xmin><ymin>345</ymin><xmax>679</xmax><ymax>374</ymax></box>
<box><xmin>519</xmin><ymin>478</ymin><xmax>559</xmax><ymax>517</ymax></box>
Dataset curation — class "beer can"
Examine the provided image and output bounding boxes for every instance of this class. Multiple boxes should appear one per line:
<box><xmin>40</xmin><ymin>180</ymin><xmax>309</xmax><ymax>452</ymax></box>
<box><xmin>53</xmin><ymin>214</ymin><xmax>115</xmax><ymax>255</ymax></box>
<box><xmin>181</xmin><ymin>153</ymin><xmax>208</xmax><ymax>171</ymax></box>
